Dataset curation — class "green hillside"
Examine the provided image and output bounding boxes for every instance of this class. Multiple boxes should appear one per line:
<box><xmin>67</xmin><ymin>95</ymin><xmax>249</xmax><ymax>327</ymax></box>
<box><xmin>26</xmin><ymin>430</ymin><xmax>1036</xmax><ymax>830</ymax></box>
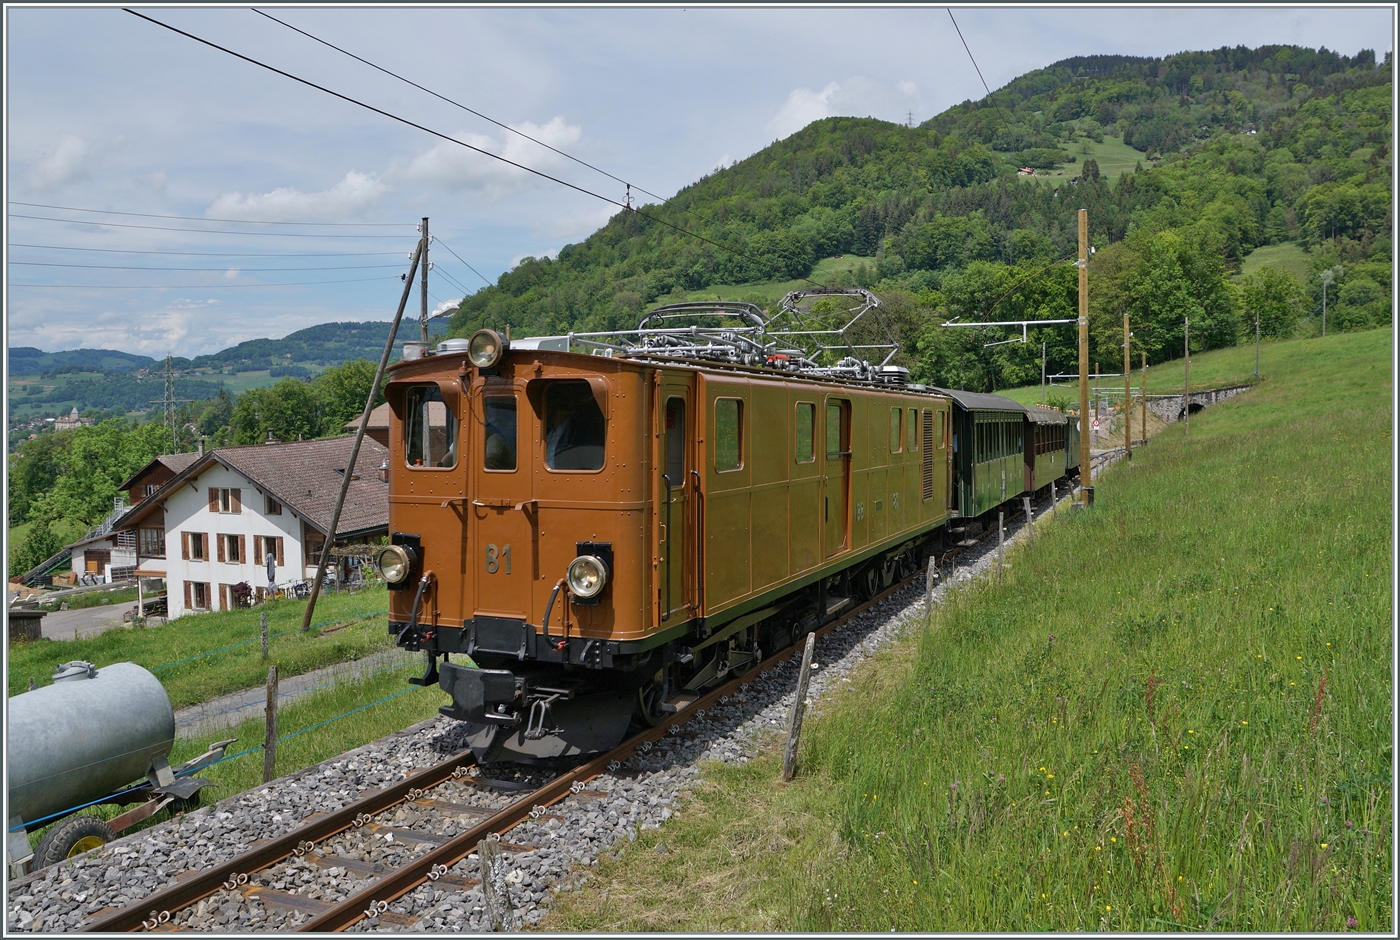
<box><xmin>545</xmin><ymin>326</ymin><xmax>1393</xmax><ymax>932</ymax></box>
<box><xmin>449</xmin><ymin>45</ymin><xmax>1390</xmax><ymax>394</ymax></box>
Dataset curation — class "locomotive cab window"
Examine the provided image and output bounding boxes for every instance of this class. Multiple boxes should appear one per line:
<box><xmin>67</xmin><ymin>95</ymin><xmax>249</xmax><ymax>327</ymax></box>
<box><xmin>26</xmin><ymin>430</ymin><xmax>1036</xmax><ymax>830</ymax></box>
<box><xmin>405</xmin><ymin>385</ymin><xmax>457</xmax><ymax>469</ymax></box>
<box><xmin>908</xmin><ymin>407</ymin><xmax>918</xmax><ymax>452</ymax></box>
<box><xmin>545</xmin><ymin>380</ymin><xmax>606</xmax><ymax>471</ymax></box>
<box><xmin>484</xmin><ymin>396</ymin><xmax>517</xmax><ymax>471</ymax></box>
<box><xmin>795</xmin><ymin>402</ymin><xmax>815</xmax><ymax>463</ymax></box>
<box><xmin>665</xmin><ymin>397</ymin><xmax>686</xmax><ymax>485</ymax></box>
<box><xmin>714</xmin><ymin>398</ymin><xmax>743</xmax><ymax>472</ymax></box>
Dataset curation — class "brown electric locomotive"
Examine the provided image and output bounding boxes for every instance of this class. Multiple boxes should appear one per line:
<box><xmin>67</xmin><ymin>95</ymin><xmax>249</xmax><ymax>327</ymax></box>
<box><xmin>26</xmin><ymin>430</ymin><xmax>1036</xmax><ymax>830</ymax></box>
<box><xmin>377</xmin><ymin>290</ymin><xmax>1073</xmax><ymax>762</ymax></box>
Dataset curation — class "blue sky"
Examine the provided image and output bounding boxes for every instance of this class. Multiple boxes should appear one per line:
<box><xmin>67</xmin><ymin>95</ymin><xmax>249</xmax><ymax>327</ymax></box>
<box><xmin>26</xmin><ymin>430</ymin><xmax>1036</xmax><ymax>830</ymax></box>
<box><xmin>4</xmin><ymin>5</ymin><xmax>1393</xmax><ymax>357</ymax></box>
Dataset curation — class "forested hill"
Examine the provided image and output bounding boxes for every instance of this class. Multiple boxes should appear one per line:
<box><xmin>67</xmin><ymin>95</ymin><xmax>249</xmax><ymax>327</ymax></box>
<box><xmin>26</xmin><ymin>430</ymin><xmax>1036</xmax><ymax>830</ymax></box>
<box><xmin>449</xmin><ymin>44</ymin><xmax>1391</xmax><ymax>392</ymax></box>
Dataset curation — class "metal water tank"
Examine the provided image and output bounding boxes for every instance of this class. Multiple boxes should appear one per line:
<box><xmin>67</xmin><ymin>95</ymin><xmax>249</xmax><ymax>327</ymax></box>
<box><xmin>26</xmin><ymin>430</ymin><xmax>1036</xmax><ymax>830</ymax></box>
<box><xmin>7</xmin><ymin>662</ymin><xmax>174</xmax><ymax>825</ymax></box>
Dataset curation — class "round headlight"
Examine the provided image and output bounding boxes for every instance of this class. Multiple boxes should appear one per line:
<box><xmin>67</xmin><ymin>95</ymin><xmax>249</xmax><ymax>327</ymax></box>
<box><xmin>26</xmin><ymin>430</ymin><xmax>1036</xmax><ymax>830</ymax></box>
<box><xmin>375</xmin><ymin>545</ymin><xmax>415</xmax><ymax>585</ymax></box>
<box><xmin>566</xmin><ymin>555</ymin><xmax>609</xmax><ymax>599</ymax></box>
<box><xmin>468</xmin><ymin>329</ymin><xmax>507</xmax><ymax>369</ymax></box>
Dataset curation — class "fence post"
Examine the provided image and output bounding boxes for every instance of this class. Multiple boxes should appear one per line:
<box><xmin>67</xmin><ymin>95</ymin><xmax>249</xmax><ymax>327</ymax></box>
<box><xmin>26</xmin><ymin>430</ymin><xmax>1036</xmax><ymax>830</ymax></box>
<box><xmin>261</xmin><ymin>611</ymin><xmax>269</xmax><ymax>661</ymax></box>
<box><xmin>263</xmin><ymin>665</ymin><xmax>278</xmax><ymax>784</ymax></box>
<box><xmin>1023</xmin><ymin>496</ymin><xmax>1034</xmax><ymax>544</ymax></box>
<box><xmin>924</xmin><ymin>556</ymin><xmax>938</xmax><ymax>612</ymax></box>
<box><xmin>996</xmin><ymin>511</ymin><xmax>1005</xmax><ymax>579</ymax></box>
<box><xmin>479</xmin><ymin>836</ymin><xmax>513</xmax><ymax>931</ymax></box>
<box><xmin>1051</xmin><ymin>480</ymin><xmax>1058</xmax><ymax>518</ymax></box>
<box><xmin>783</xmin><ymin>632</ymin><xmax>818</xmax><ymax>782</ymax></box>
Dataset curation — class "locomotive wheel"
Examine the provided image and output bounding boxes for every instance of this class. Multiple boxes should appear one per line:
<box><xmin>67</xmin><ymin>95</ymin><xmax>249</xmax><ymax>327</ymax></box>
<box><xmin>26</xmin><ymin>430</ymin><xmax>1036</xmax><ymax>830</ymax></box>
<box><xmin>856</xmin><ymin>566</ymin><xmax>879</xmax><ymax>601</ymax></box>
<box><xmin>634</xmin><ymin>668</ymin><xmax>670</xmax><ymax>728</ymax></box>
<box><xmin>33</xmin><ymin>815</ymin><xmax>116</xmax><ymax>869</ymax></box>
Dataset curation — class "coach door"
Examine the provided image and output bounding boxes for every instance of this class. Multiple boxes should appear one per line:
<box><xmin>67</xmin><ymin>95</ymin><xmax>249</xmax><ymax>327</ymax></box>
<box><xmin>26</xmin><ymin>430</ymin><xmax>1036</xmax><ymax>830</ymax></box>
<box><xmin>824</xmin><ymin>398</ymin><xmax>851</xmax><ymax>559</ymax></box>
<box><xmin>655</xmin><ymin>374</ymin><xmax>695</xmax><ymax>624</ymax></box>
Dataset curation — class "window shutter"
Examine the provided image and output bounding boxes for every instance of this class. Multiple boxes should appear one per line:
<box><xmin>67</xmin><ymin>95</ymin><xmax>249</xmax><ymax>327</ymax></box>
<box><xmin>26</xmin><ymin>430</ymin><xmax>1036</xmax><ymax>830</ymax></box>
<box><xmin>209</xmin><ymin>489</ymin><xmax>220</xmax><ymax>513</ymax></box>
<box><xmin>239</xmin><ymin>535</ymin><xmax>247</xmax><ymax>563</ymax></box>
<box><xmin>217</xmin><ymin>534</ymin><xmax>226</xmax><ymax>563</ymax></box>
<box><xmin>275</xmin><ymin>537</ymin><xmax>284</xmax><ymax>567</ymax></box>
<box><xmin>184</xmin><ymin>581</ymin><xmax>192</xmax><ymax>610</ymax></box>
<box><xmin>181</xmin><ymin>532</ymin><xmax>190</xmax><ymax>560</ymax></box>
<box><xmin>254</xmin><ymin>536</ymin><xmax>263</xmax><ymax>562</ymax></box>
<box><xmin>231</xmin><ymin>489</ymin><xmax>242</xmax><ymax>513</ymax></box>
<box><xmin>219</xmin><ymin>584</ymin><xmax>228</xmax><ymax>610</ymax></box>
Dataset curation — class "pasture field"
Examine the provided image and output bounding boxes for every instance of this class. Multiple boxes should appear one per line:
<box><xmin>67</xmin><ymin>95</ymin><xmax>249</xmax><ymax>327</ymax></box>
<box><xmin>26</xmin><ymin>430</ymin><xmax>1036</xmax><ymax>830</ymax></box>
<box><xmin>7</xmin><ymin>586</ymin><xmax>396</xmax><ymax>707</ymax></box>
<box><xmin>681</xmin><ymin>254</ymin><xmax>876</xmax><ymax>304</ymax></box>
<box><xmin>1022</xmin><ymin>133</ymin><xmax>1150</xmax><ymax>181</ymax></box>
<box><xmin>1239</xmin><ymin>241</ymin><xmax>1313</xmax><ymax>283</ymax></box>
<box><xmin>543</xmin><ymin>326</ymin><xmax>1392</xmax><ymax>932</ymax></box>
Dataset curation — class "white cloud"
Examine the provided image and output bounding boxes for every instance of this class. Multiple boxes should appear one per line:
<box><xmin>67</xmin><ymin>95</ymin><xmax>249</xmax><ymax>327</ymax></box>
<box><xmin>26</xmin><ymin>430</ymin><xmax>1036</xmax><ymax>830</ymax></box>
<box><xmin>767</xmin><ymin>76</ymin><xmax>925</xmax><ymax>138</ymax></box>
<box><xmin>205</xmin><ymin>170</ymin><xmax>389</xmax><ymax>221</ymax></box>
<box><xmin>542</xmin><ymin>203</ymin><xmax>618</xmax><ymax>240</ymax></box>
<box><xmin>27</xmin><ymin>134</ymin><xmax>92</xmax><ymax>189</ymax></box>
<box><xmin>390</xmin><ymin>118</ymin><xmax>583</xmax><ymax>198</ymax></box>
<box><xmin>167</xmin><ymin>298</ymin><xmax>222</xmax><ymax>309</ymax></box>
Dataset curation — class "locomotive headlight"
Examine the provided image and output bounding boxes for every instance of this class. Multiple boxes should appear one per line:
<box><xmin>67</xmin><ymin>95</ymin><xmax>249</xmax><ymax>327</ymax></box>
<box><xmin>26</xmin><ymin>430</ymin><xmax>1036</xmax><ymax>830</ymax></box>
<box><xmin>566</xmin><ymin>555</ymin><xmax>609</xmax><ymax>599</ymax></box>
<box><xmin>376</xmin><ymin>545</ymin><xmax>416</xmax><ymax>586</ymax></box>
<box><xmin>467</xmin><ymin>329</ymin><xmax>508</xmax><ymax>369</ymax></box>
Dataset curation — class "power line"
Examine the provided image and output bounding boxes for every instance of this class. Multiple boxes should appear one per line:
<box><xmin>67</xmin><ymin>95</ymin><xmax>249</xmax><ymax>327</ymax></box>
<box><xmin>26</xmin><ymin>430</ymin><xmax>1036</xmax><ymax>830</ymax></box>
<box><xmin>8</xmin><ymin>201</ymin><xmax>414</xmax><ymax>227</ymax></box>
<box><xmin>947</xmin><ymin>9</ymin><xmax>992</xmax><ymax>98</ymax></box>
<box><xmin>10</xmin><ymin>242</ymin><xmax>405</xmax><ymax>257</ymax></box>
<box><xmin>431</xmin><ymin>237</ymin><xmax>493</xmax><ymax>287</ymax></box>
<box><xmin>124</xmin><ymin>8</ymin><xmax>820</xmax><ymax>291</ymax></box>
<box><xmin>9</xmin><ymin>275</ymin><xmax>400</xmax><ymax>289</ymax></box>
<box><xmin>251</xmin><ymin>8</ymin><xmax>668</xmax><ymax>205</ymax></box>
<box><xmin>9</xmin><ymin>213</ymin><xmax>411</xmax><ymax>238</ymax></box>
<box><xmin>433</xmin><ymin>265</ymin><xmax>473</xmax><ymax>297</ymax></box>
<box><xmin>10</xmin><ymin>260</ymin><xmax>409</xmax><ymax>272</ymax></box>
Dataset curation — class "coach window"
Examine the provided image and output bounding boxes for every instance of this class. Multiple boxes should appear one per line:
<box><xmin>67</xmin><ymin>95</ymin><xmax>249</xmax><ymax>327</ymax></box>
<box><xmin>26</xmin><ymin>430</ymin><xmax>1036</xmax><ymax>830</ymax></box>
<box><xmin>889</xmin><ymin>407</ymin><xmax>902</xmax><ymax>454</ymax></box>
<box><xmin>405</xmin><ymin>385</ymin><xmax>457</xmax><ymax>469</ymax></box>
<box><xmin>795</xmin><ymin>402</ymin><xmax>815</xmax><ymax>463</ymax></box>
<box><xmin>545</xmin><ymin>380</ymin><xmax>606</xmax><ymax>471</ymax></box>
<box><xmin>484</xmin><ymin>396</ymin><xmax>517</xmax><ymax>471</ymax></box>
<box><xmin>665</xmin><ymin>397</ymin><xmax>686</xmax><ymax>485</ymax></box>
<box><xmin>714</xmin><ymin>398</ymin><xmax>743</xmax><ymax>472</ymax></box>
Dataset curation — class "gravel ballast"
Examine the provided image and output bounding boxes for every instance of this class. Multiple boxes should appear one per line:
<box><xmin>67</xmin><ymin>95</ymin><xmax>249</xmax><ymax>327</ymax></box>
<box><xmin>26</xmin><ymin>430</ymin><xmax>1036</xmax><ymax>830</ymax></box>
<box><xmin>6</xmin><ymin>488</ymin><xmax>1072</xmax><ymax>933</ymax></box>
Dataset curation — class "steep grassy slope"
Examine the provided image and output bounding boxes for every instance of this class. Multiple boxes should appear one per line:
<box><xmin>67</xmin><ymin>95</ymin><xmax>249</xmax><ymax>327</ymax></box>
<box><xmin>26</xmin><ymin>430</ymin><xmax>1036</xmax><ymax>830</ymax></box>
<box><xmin>541</xmin><ymin>327</ymin><xmax>1392</xmax><ymax>932</ymax></box>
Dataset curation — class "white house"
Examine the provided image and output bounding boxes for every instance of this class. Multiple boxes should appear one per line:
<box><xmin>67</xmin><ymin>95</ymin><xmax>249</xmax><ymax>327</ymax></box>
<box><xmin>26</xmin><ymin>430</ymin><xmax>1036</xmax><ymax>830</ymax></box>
<box><xmin>117</xmin><ymin>436</ymin><xmax>389</xmax><ymax>618</ymax></box>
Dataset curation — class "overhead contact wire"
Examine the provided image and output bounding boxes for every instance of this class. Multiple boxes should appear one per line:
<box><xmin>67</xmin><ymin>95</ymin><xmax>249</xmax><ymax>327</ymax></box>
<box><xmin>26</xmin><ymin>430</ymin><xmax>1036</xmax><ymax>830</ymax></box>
<box><xmin>124</xmin><ymin>8</ymin><xmax>820</xmax><ymax>289</ymax></box>
<box><xmin>8</xmin><ymin>201</ymin><xmax>414</xmax><ymax>227</ymax></box>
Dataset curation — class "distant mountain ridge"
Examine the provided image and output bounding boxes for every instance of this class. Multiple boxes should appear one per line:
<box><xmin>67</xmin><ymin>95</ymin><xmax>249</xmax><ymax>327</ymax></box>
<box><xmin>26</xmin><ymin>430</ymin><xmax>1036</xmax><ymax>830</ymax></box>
<box><xmin>8</xmin><ymin>347</ymin><xmax>155</xmax><ymax>375</ymax></box>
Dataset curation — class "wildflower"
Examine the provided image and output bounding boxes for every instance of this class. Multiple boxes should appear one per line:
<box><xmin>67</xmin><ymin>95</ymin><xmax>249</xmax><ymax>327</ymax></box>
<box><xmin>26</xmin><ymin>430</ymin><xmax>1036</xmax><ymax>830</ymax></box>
<box><xmin>1321</xmin><ymin>843</ymin><xmax>1328</xmax><ymax>849</ymax></box>
<box><xmin>1105</xmin><ymin>905</ymin><xmax>1111</xmax><ymax>911</ymax></box>
<box><xmin>1047</xmin><ymin>773</ymin><xmax>1054</xmax><ymax>779</ymax></box>
<box><xmin>1240</xmin><ymin>721</ymin><xmax>1248</xmax><ymax>725</ymax></box>
<box><xmin>1297</xmin><ymin>656</ymin><xmax>1302</xmax><ymax>660</ymax></box>
<box><xmin>1346</xmin><ymin>821</ymin><xmax>1353</xmax><ymax>828</ymax></box>
<box><xmin>1348</xmin><ymin>917</ymin><xmax>1359</xmax><ymax>929</ymax></box>
<box><xmin>1095</xmin><ymin>846</ymin><xmax>1102</xmax><ymax>851</ymax></box>
<box><xmin>1188</xmin><ymin>729</ymin><xmax>1194</xmax><ymax>734</ymax></box>
<box><xmin>1111</xmin><ymin>837</ymin><xmax>1117</xmax><ymax>843</ymax></box>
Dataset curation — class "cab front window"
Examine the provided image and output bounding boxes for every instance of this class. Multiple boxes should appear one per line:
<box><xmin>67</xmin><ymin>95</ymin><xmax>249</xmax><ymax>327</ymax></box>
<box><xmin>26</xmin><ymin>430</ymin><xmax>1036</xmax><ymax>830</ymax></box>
<box><xmin>405</xmin><ymin>385</ymin><xmax>457</xmax><ymax>468</ymax></box>
<box><xmin>544</xmin><ymin>381</ymin><xmax>606</xmax><ymax>471</ymax></box>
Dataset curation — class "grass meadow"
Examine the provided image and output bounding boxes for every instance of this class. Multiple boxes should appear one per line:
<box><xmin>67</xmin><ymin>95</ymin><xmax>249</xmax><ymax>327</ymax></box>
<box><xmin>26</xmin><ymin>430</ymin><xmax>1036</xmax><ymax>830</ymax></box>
<box><xmin>542</xmin><ymin>327</ymin><xmax>1392</xmax><ymax>932</ymax></box>
<box><xmin>7</xmin><ymin>586</ymin><xmax>395</xmax><ymax>707</ymax></box>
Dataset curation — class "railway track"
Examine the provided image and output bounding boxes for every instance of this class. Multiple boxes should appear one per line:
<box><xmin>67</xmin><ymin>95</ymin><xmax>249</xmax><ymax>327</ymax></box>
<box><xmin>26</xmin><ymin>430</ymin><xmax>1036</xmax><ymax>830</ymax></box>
<box><xmin>80</xmin><ymin>567</ymin><xmax>925</xmax><ymax>934</ymax></box>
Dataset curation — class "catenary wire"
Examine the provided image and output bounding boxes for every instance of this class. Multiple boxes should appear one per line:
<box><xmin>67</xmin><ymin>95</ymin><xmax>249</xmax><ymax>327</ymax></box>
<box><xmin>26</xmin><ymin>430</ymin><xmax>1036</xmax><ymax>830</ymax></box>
<box><xmin>947</xmin><ymin>9</ymin><xmax>992</xmax><ymax>98</ymax></box>
<box><xmin>8</xmin><ymin>201</ymin><xmax>414</xmax><ymax>227</ymax></box>
<box><xmin>9</xmin><ymin>275</ymin><xmax>400</xmax><ymax>289</ymax></box>
<box><xmin>10</xmin><ymin>213</ymin><xmax>410</xmax><ymax>238</ymax></box>
<box><xmin>431</xmin><ymin>237</ymin><xmax>493</xmax><ymax>287</ymax></box>
<box><xmin>10</xmin><ymin>261</ymin><xmax>410</xmax><ymax>272</ymax></box>
<box><xmin>124</xmin><ymin>8</ymin><xmax>821</xmax><ymax>289</ymax></box>
<box><xmin>10</xmin><ymin>243</ymin><xmax>408</xmax><ymax>257</ymax></box>
<box><xmin>250</xmin><ymin>10</ymin><xmax>818</xmax><ymax>284</ymax></box>
<box><xmin>252</xmin><ymin>8</ymin><xmax>668</xmax><ymax>205</ymax></box>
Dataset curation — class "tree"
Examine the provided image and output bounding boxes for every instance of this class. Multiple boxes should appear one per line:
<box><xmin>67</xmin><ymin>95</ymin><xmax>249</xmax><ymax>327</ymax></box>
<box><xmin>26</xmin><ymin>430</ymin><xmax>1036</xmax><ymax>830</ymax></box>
<box><xmin>1081</xmin><ymin>158</ymin><xmax>1101</xmax><ymax>183</ymax></box>
<box><xmin>1239</xmin><ymin>267</ymin><xmax>1307</xmax><ymax>337</ymax></box>
<box><xmin>311</xmin><ymin>359</ymin><xmax>384</xmax><ymax>436</ymax></box>
<box><xmin>229</xmin><ymin>379</ymin><xmax>321</xmax><ymax>445</ymax></box>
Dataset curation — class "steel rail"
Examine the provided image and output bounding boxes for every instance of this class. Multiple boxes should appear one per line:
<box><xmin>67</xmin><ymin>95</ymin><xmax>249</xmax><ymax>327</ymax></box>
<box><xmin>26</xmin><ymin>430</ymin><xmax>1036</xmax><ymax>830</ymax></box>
<box><xmin>296</xmin><ymin>568</ymin><xmax>923</xmax><ymax>932</ymax></box>
<box><xmin>80</xmin><ymin>750</ymin><xmax>477</xmax><ymax>932</ymax></box>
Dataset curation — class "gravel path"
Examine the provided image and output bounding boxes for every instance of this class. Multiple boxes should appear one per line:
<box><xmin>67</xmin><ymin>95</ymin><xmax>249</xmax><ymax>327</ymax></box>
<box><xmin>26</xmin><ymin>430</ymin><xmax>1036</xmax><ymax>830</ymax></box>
<box><xmin>6</xmin><ymin>487</ymin><xmax>1076</xmax><ymax>934</ymax></box>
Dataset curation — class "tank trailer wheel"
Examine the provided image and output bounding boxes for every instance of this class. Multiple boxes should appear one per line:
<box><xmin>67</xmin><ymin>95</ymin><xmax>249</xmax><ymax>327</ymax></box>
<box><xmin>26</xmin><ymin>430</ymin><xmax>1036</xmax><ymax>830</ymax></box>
<box><xmin>34</xmin><ymin>815</ymin><xmax>117</xmax><ymax>869</ymax></box>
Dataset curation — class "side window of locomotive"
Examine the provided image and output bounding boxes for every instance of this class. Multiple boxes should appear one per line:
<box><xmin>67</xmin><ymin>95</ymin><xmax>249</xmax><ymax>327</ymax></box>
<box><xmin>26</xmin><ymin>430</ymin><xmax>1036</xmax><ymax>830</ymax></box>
<box><xmin>889</xmin><ymin>407</ymin><xmax>902</xmax><ymax>454</ymax></box>
<box><xmin>483</xmin><ymin>396</ymin><xmax>517</xmax><ymax>471</ymax></box>
<box><xmin>665</xmin><ymin>397</ymin><xmax>686</xmax><ymax>486</ymax></box>
<box><xmin>545</xmin><ymin>381</ymin><xmax>606</xmax><ymax>471</ymax></box>
<box><xmin>714</xmin><ymin>398</ymin><xmax>743</xmax><ymax>472</ymax></box>
<box><xmin>826</xmin><ymin>402</ymin><xmax>847</xmax><ymax>458</ymax></box>
<box><xmin>405</xmin><ymin>385</ymin><xmax>457</xmax><ymax>469</ymax></box>
<box><xmin>908</xmin><ymin>407</ymin><xmax>918</xmax><ymax>452</ymax></box>
<box><xmin>795</xmin><ymin>402</ymin><xmax>815</xmax><ymax>463</ymax></box>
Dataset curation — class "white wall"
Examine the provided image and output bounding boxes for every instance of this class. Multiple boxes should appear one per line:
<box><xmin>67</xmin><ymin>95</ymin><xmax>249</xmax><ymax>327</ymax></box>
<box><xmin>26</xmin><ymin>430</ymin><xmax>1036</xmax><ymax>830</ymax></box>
<box><xmin>164</xmin><ymin>463</ymin><xmax>308</xmax><ymax>618</ymax></box>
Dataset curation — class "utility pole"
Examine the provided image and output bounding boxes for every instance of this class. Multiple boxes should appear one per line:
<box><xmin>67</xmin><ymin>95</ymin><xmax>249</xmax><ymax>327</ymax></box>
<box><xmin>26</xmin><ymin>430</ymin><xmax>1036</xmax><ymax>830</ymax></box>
<box><xmin>1040</xmin><ymin>341</ymin><xmax>1047</xmax><ymax>405</ymax></box>
<box><xmin>1123</xmin><ymin>314</ymin><xmax>1131</xmax><ymax>459</ymax></box>
<box><xmin>1183</xmin><ymin>317</ymin><xmax>1190</xmax><ymax>436</ymax></box>
<box><xmin>1254</xmin><ymin>304</ymin><xmax>1261</xmax><ymax>377</ymax></box>
<box><xmin>1140</xmin><ymin>352</ymin><xmax>1147</xmax><ymax>446</ymax></box>
<box><xmin>420</xmin><ymin>217</ymin><xmax>430</xmax><ymax>344</ymax></box>
<box><xmin>1077</xmin><ymin>209</ymin><xmax>1091</xmax><ymax>502</ymax></box>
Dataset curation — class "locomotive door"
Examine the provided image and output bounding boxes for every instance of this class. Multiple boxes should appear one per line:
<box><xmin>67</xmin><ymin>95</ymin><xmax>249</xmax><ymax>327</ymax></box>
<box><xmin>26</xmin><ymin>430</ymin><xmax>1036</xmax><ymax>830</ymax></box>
<box><xmin>654</xmin><ymin>376</ymin><xmax>694</xmax><ymax>624</ymax></box>
<box><xmin>471</xmin><ymin>382</ymin><xmax>531</xmax><ymax>620</ymax></box>
<box><xmin>823</xmin><ymin>398</ymin><xmax>851</xmax><ymax>558</ymax></box>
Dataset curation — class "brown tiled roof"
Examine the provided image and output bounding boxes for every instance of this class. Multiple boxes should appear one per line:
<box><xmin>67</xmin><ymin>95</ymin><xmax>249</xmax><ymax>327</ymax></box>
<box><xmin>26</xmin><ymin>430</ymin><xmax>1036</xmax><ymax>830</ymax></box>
<box><xmin>117</xmin><ymin>436</ymin><xmax>389</xmax><ymax>539</ymax></box>
<box><xmin>116</xmin><ymin>451</ymin><xmax>201</xmax><ymax>492</ymax></box>
<box><xmin>342</xmin><ymin>401</ymin><xmax>392</xmax><ymax>434</ymax></box>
